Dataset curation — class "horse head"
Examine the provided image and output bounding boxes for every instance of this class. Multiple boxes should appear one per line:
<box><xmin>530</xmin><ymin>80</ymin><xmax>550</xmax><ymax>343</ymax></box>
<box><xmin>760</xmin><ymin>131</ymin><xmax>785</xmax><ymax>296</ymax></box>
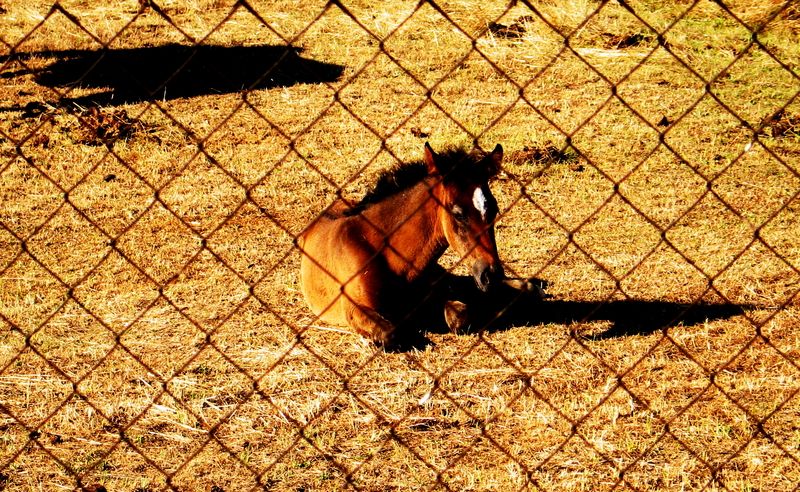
<box><xmin>424</xmin><ymin>142</ymin><xmax>504</xmax><ymax>292</ymax></box>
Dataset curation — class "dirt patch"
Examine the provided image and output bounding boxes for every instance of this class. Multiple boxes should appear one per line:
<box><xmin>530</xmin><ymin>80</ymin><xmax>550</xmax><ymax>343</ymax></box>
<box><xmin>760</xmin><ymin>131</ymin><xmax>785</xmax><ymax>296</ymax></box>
<box><xmin>72</xmin><ymin>107</ymin><xmax>150</xmax><ymax>146</ymax></box>
<box><xmin>507</xmin><ymin>144</ymin><xmax>580</xmax><ymax>169</ymax></box>
<box><xmin>600</xmin><ymin>32</ymin><xmax>650</xmax><ymax>49</ymax></box>
<box><xmin>759</xmin><ymin>109</ymin><xmax>800</xmax><ymax>138</ymax></box>
<box><xmin>488</xmin><ymin>15</ymin><xmax>534</xmax><ymax>39</ymax></box>
<box><xmin>410</xmin><ymin>126</ymin><xmax>431</xmax><ymax>138</ymax></box>
<box><xmin>19</xmin><ymin>100</ymin><xmax>50</xmax><ymax>119</ymax></box>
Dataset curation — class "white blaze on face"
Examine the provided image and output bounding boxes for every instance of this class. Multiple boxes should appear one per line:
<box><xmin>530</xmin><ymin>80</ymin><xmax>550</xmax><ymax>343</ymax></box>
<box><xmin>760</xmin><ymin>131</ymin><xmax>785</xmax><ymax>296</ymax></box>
<box><xmin>472</xmin><ymin>186</ymin><xmax>488</xmax><ymax>221</ymax></box>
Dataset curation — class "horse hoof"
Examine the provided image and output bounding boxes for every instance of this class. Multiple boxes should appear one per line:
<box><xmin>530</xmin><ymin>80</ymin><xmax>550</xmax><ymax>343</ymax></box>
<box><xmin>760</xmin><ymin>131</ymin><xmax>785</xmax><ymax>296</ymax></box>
<box><xmin>372</xmin><ymin>332</ymin><xmax>393</xmax><ymax>348</ymax></box>
<box><xmin>369</xmin><ymin>322</ymin><xmax>397</xmax><ymax>348</ymax></box>
<box><xmin>528</xmin><ymin>277</ymin><xmax>551</xmax><ymax>299</ymax></box>
<box><xmin>444</xmin><ymin>300</ymin><xmax>471</xmax><ymax>334</ymax></box>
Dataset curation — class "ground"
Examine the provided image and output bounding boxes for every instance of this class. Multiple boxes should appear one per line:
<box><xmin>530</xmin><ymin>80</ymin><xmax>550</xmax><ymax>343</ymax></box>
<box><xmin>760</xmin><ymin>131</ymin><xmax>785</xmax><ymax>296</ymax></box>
<box><xmin>1</xmin><ymin>0</ymin><xmax>799</xmax><ymax>490</ymax></box>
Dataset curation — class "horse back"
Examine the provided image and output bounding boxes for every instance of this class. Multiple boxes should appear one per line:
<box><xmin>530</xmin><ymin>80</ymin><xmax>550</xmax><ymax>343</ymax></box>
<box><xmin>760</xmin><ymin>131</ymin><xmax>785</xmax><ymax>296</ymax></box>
<box><xmin>322</xmin><ymin>198</ymin><xmax>357</xmax><ymax>219</ymax></box>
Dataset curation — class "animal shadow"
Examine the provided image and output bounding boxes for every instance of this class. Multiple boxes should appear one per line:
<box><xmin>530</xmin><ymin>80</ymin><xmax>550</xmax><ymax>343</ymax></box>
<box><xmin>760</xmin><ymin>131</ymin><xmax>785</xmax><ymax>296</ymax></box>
<box><xmin>493</xmin><ymin>292</ymin><xmax>750</xmax><ymax>340</ymax></box>
<box><xmin>1</xmin><ymin>44</ymin><xmax>344</xmax><ymax>107</ymax></box>
<box><xmin>406</xmin><ymin>275</ymin><xmax>750</xmax><ymax>345</ymax></box>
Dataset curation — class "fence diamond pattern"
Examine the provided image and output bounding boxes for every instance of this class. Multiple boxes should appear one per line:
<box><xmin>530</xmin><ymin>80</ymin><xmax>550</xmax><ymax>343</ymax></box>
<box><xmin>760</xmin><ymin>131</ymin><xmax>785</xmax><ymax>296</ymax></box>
<box><xmin>1</xmin><ymin>0</ymin><xmax>799</xmax><ymax>490</ymax></box>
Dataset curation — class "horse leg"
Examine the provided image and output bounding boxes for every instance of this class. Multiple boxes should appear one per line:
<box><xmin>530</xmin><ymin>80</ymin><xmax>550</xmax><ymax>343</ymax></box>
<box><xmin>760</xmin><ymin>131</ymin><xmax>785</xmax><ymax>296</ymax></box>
<box><xmin>501</xmin><ymin>277</ymin><xmax>549</xmax><ymax>298</ymax></box>
<box><xmin>343</xmin><ymin>300</ymin><xmax>396</xmax><ymax>347</ymax></box>
<box><xmin>429</xmin><ymin>271</ymin><xmax>481</xmax><ymax>333</ymax></box>
<box><xmin>444</xmin><ymin>299</ymin><xmax>471</xmax><ymax>334</ymax></box>
<box><xmin>338</xmin><ymin>261</ymin><xmax>402</xmax><ymax>346</ymax></box>
<box><xmin>440</xmin><ymin>275</ymin><xmax>550</xmax><ymax>333</ymax></box>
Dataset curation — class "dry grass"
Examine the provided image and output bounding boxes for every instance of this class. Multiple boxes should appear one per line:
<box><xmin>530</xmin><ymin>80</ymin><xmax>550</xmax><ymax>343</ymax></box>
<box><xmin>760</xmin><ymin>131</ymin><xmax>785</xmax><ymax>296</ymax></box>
<box><xmin>1</xmin><ymin>0</ymin><xmax>800</xmax><ymax>490</ymax></box>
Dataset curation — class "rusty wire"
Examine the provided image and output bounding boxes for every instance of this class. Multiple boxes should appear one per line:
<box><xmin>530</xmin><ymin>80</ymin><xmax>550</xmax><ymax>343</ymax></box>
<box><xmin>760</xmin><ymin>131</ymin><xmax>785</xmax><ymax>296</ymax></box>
<box><xmin>1</xmin><ymin>0</ymin><xmax>800</xmax><ymax>490</ymax></box>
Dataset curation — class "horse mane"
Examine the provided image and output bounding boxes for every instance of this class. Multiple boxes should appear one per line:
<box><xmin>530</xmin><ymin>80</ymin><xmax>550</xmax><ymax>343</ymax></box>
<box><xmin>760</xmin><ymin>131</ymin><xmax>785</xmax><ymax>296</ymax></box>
<box><xmin>343</xmin><ymin>146</ymin><xmax>480</xmax><ymax>216</ymax></box>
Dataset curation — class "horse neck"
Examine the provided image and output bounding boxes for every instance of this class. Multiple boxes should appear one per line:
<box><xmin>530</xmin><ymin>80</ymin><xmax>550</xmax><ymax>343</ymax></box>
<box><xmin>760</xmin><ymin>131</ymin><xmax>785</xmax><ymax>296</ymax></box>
<box><xmin>362</xmin><ymin>179</ymin><xmax>447</xmax><ymax>280</ymax></box>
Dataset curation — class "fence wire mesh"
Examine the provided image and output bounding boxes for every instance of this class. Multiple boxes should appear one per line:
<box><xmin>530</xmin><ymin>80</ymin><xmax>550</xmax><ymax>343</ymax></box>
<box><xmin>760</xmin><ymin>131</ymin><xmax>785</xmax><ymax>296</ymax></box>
<box><xmin>1</xmin><ymin>0</ymin><xmax>800</xmax><ymax>490</ymax></box>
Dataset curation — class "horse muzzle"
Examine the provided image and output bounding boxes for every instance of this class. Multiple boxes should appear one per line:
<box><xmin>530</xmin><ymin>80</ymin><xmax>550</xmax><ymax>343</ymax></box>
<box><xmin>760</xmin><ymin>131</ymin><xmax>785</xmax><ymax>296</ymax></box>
<box><xmin>472</xmin><ymin>259</ymin><xmax>504</xmax><ymax>293</ymax></box>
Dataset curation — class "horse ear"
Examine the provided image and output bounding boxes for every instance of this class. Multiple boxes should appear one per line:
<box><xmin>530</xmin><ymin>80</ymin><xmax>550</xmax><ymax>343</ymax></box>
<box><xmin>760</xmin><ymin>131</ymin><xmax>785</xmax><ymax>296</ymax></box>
<box><xmin>424</xmin><ymin>142</ymin><xmax>440</xmax><ymax>176</ymax></box>
<box><xmin>484</xmin><ymin>143</ymin><xmax>503</xmax><ymax>177</ymax></box>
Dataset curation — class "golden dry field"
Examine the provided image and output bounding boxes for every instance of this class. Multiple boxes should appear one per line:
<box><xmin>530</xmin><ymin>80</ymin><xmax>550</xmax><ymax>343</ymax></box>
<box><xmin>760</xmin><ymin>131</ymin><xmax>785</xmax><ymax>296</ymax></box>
<box><xmin>1</xmin><ymin>0</ymin><xmax>800</xmax><ymax>490</ymax></box>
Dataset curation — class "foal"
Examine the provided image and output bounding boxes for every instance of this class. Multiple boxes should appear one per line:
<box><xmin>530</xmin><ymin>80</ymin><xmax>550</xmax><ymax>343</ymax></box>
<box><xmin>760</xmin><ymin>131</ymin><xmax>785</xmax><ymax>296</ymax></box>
<box><xmin>298</xmin><ymin>143</ymin><xmax>529</xmax><ymax>346</ymax></box>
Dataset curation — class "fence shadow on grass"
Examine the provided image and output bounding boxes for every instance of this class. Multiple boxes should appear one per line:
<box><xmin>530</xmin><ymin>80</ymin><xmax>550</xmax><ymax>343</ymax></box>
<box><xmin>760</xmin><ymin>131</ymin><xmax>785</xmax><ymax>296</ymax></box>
<box><xmin>0</xmin><ymin>43</ymin><xmax>344</xmax><ymax>108</ymax></box>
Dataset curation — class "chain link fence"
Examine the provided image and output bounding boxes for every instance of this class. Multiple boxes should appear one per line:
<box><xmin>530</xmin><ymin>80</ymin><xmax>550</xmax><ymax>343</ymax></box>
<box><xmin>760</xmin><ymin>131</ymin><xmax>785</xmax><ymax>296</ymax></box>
<box><xmin>1</xmin><ymin>0</ymin><xmax>799</xmax><ymax>490</ymax></box>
